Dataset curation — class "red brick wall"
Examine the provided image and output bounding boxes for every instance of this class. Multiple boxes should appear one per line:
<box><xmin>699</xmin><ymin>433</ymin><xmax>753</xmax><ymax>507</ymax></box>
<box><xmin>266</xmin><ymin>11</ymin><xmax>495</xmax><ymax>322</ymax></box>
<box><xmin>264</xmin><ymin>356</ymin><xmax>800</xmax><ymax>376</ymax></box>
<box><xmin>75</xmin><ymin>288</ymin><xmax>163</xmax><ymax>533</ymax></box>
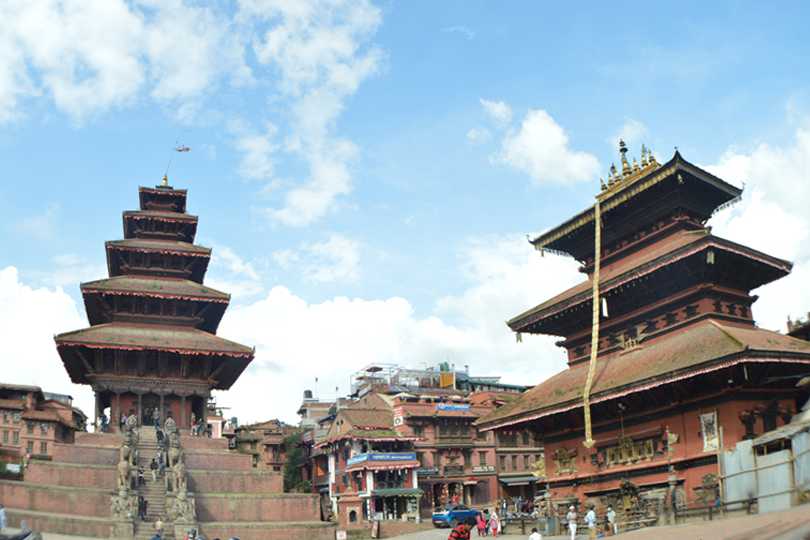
<box><xmin>180</xmin><ymin>435</ymin><xmax>229</xmax><ymax>450</ymax></box>
<box><xmin>74</xmin><ymin>432</ymin><xmax>122</xmax><ymax>447</ymax></box>
<box><xmin>52</xmin><ymin>443</ymin><xmax>118</xmax><ymax>465</ymax></box>
<box><xmin>198</xmin><ymin>523</ymin><xmax>334</xmax><ymax>540</ymax></box>
<box><xmin>0</xmin><ymin>480</ymin><xmax>110</xmax><ymax>518</ymax></box>
<box><xmin>379</xmin><ymin>521</ymin><xmax>433</xmax><ymax>538</ymax></box>
<box><xmin>195</xmin><ymin>493</ymin><xmax>320</xmax><ymax>521</ymax></box>
<box><xmin>188</xmin><ymin>469</ymin><xmax>282</xmax><ymax>493</ymax></box>
<box><xmin>25</xmin><ymin>461</ymin><xmax>115</xmax><ymax>488</ymax></box>
<box><xmin>7</xmin><ymin>509</ymin><xmax>110</xmax><ymax>538</ymax></box>
<box><xmin>185</xmin><ymin>449</ymin><xmax>252</xmax><ymax>470</ymax></box>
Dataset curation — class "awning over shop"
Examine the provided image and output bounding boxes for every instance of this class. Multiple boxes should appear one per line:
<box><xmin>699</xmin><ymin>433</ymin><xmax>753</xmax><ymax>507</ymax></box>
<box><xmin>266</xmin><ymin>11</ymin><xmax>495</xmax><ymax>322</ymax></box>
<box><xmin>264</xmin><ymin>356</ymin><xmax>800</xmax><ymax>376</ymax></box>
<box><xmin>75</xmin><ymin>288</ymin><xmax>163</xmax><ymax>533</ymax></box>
<box><xmin>499</xmin><ymin>475</ymin><xmax>537</xmax><ymax>486</ymax></box>
<box><xmin>371</xmin><ymin>488</ymin><xmax>424</xmax><ymax>497</ymax></box>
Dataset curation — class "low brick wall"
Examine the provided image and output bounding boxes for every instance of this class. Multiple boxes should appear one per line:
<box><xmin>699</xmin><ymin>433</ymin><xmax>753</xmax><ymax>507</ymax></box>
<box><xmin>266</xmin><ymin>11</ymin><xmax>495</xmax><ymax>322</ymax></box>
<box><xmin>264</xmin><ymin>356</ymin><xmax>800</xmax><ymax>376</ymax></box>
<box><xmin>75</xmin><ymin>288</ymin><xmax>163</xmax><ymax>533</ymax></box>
<box><xmin>74</xmin><ymin>432</ymin><xmax>122</xmax><ymax>447</ymax></box>
<box><xmin>185</xmin><ymin>449</ymin><xmax>252</xmax><ymax>470</ymax></box>
<box><xmin>180</xmin><ymin>436</ymin><xmax>229</xmax><ymax>451</ymax></box>
<box><xmin>188</xmin><ymin>469</ymin><xmax>282</xmax><ymax>493</ymax></box>
<box><xmin>0</xmin><ymin>480</ymin><xmax>111</xmax><ymax>518</ymax></box>
<box><xmin>25</xmin><ymin>461</ymin><xmax>114</xmax><ymax>489</ymax></box>
<box><xmin>199</xmin><ymin>521</ymin><xmax>335</xmax><ymax>540</ymax></box>
<box><xmin>52</xmin><ymin>443</ymin><xmax>118</xmax><ymax>465</ymax></box>
<box><xmin>379</xmin><ymin>521</ymin><xmax>433</xmax><ymax>538</ymax></box>
<box><xmin>7</xmin><ymin>509</ymin><xmax>111</xmax><ymax>538</ymax></box>
<box><xmin>195</xmin><ymin>493</ymin><xmax>320</xmax><ymax>522</ymax></box>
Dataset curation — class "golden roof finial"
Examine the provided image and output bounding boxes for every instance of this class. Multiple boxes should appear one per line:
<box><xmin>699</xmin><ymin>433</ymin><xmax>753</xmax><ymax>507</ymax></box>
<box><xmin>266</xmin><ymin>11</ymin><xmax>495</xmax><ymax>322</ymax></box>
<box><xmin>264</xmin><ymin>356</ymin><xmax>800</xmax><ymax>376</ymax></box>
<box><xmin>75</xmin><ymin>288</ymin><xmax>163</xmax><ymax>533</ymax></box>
<box><xmin>632</xmin><ymin>157</ymin><xmax>640</xmax><ymax>173</ymax></box>
<box><xmin>619</xmin><ymin>139</ymin><xmax>631</xmax><ymax>175</ymax></box>
<box><xmin>600</xmin><ymin>177</ymin><xmax>607</xmax><ymax>190</ymax></box>
<box><xmin>161</xmin><ymin>174</ymin><xmax>169</xmax><ymax>187</ymax></box>
<box><xmin>608</xmin><ymin>163</ymin><xmax>618</xmax><ymax>184</ymax></box>
<box><xmin>640</xmin><ymin>144</ymin><xmax>648</xmax><ymax>166</ymax></box>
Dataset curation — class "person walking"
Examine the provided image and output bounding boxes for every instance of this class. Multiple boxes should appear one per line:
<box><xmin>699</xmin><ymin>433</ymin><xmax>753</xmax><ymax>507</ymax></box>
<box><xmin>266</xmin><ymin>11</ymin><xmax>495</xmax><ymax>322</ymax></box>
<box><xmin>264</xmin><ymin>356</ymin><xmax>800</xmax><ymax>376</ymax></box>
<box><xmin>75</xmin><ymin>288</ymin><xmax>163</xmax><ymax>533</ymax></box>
<box><xmin>447</xmin><ymin>517</ymin><xmax>475</xmax><ymax>540</ymax></box>
<box><xmin>528</xmin><ymin>527</ymin><xmax>542</xmax><ymax>540</ymax></box>
<box><xmin>606</xmin><ymin>505</ymin><xmax>617</xmax><ymax>536</ymax></box>
<box><xmin>0</xmin><ymin>503</ymin><xmax>7</xmax><ymax>532</ymax></box>
<box><xmin>120</xmin><ymin>412</ymin><xmax>126</xmax><ymax>431</ymax></box>
<box><xmin>566</xmin><ymin>506</ymin><xmax>577</xmax><ymax>540</ymax></box>
<box><xmin>585</xmin><ymin>505</ymin><xmax>597</xmax><ymax>540</ymax></box>
<box><xmin>489</xmin><ymin>510</ymin><xmax>500</xmax><ymax>538</ymax></box>
<box><xmin>150</xmin><ymin>457</ymin><xmax>158</xmax><ymax>482</ymax></box>
<box><xmin>476</xmin><ymin>513</ymin><xmax>487</xmax><ymax>537</ymax></box>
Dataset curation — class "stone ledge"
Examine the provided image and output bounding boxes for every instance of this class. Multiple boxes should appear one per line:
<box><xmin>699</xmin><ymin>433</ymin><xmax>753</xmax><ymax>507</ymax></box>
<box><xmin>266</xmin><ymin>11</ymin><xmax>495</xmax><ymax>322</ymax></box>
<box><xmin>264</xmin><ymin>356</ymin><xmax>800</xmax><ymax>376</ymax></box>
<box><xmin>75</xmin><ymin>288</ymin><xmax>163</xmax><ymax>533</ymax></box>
<box><xmin>6</xmin><ymin>508</ymin><xmax>112</xmax><ymax>538</ymax></box>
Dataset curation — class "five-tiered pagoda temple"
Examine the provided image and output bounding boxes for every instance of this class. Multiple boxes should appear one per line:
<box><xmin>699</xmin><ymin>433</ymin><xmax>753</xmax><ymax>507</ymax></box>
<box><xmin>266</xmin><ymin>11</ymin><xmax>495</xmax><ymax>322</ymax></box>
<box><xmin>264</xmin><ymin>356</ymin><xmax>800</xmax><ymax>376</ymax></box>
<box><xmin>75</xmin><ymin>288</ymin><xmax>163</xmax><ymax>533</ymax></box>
<box><xmin>478</xmin><ymin>143</ymin><xmax>810</xmax><ymax>513</ymax></box>
<box><xmin>55</xmin><ymin>178</ymin><xmax>254</xmax><ymax>430</ymax></box>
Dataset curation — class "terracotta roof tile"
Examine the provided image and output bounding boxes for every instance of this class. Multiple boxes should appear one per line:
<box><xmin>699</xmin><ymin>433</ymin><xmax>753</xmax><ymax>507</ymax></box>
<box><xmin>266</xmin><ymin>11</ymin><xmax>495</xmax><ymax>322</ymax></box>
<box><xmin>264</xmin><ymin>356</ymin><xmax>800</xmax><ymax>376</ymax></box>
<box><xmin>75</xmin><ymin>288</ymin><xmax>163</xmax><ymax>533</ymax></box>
<box><xmin>510</xmin><ymin>232</ymin><xmax>791</xmax><ymax>331</ymax></box>
<box><xmin>478</xmin><ymin>320</ymin><xmax>810</xmax><ymax>429</ymax></box>
<box><xmin>81</xmin><ymin>276</ymin><xmax>229</xmax><ymax>302</ymax></box>
<box><xmin>55</xmin><ymin>322</ymin><xmax>253</xmax><ymax>357</ymax></box>
<box><xmin>106</xmin><ymin>238</ymin><xmax>210</xmax><ymax>256</ymax></box>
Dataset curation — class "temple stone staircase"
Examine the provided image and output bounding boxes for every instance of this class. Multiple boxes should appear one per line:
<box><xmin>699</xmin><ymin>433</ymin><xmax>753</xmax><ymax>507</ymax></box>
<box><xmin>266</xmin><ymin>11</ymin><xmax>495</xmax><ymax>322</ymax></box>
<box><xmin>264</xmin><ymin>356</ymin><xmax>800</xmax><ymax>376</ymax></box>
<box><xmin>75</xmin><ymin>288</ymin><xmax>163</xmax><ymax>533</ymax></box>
<box><xmin>134</xmin><ymin>426</ymin><xmax>173</xmax><ymax>540</ymax></box>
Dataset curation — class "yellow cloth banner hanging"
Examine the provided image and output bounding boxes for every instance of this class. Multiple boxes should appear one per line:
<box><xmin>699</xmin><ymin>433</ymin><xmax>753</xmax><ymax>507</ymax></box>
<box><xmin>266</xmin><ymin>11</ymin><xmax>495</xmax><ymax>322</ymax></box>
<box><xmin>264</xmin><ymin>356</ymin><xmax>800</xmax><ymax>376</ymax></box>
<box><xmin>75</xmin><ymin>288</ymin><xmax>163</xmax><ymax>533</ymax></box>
<box><xmin>582</xmin><ymin>200</ymin><xmax>601</xmax><ymax>448</ymax></box>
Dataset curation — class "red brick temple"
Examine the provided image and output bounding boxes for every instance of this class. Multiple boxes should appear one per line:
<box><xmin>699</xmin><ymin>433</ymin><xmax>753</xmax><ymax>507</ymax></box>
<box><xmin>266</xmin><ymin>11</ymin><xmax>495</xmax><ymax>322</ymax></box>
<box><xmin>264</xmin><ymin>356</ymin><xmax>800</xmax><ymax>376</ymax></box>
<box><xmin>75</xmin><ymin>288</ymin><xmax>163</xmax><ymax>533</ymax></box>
<box><xmin>0</xmin><ymin>178</ymin><xmax>332</xmax><ymax>540</ymax></box>
<box><xmin>55</xmin><ymin>179</ymin><xmax>253</xmax><ymax>431</ymax></box>
<box><xmin>478</xmin><ymin>143</ymin><xmax>810</xmax><ymax>517</ymax></box>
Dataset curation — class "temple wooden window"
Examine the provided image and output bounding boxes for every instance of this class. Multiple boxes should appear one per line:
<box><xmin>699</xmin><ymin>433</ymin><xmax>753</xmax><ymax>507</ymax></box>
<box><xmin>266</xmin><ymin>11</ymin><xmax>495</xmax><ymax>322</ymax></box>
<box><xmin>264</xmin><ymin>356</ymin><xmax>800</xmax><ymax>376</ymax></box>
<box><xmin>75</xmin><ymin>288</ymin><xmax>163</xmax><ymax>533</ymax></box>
<box><xmin>511</xmin><ymin>455</ymin><xmax>518</xmax><ymax>469</ymax></box>
<box><xmin>26</xmin><ymin>422</ymin><xmax>33</xmax><ymax>435</ymax></box>
<box><xmin>39</xmin><ymin>423</ymin><xmax>47</xmax><ymax>435</ymax></box>
<box><xmin>645</xmin><ymin>320</ymin><xmax>658</xmax><ymax>333</ymax></box>
<box><xmin>26</xmin><ymin>441</ymin><xmax>33</xmax><ymax>454</ymax></box>
<box><xmin>413</xmin><ymin>425</ymin><xmax>423</xmax><ymax>437</ymax></box>
<box><xmin>479</xmin><ymin>451</ymin><xmax>487</xmax><ymax>466</ymax></box>
<box><xmin>522</xmin><ymin>431</ymin><xmax>530</xmax><ymax>445</ymax></box>
<box><xmin>573</xmin><ymin>346</ymin><xmax>584</xmax><ymax>358</ymax></box>
<box><xmin>713</xmin><ymin>300</ymin><xmax>723</xmax><ymax>313</ymax></box>
<box><xmin>39</xmin><ymin>441</ymin><xmax>47</xmax><ymax>454</ymax></box>
<box><xmin>665</xmin><ymin>312</ymin><xmax>677</xmax><ymax>326</ymax></box>
<box><xmin>499</xmin><ymin>455</ymin><xmax>506</xmax><ymax>470</ymax></box>
<box><xmin>523</xmin><ymin>455</ymin><xmax>530</xmax><ymax>469</ymax></box>
<box><xmin>12</xmin><ymin>431</ymin><xmax>18</xmax><ymax>444</ymax></box>
<box><xmin>2</xmin><ymin>431</ymin><xmax>7</xmax><ymax>443</ymax></box>
<box><xmin>727</xmin><ymin>303</ymin><xmax>737</xmax><ymax>316</ymax></box>
<box><xmin>739</xmin><ymin>305</ymin><xmax>749</xmax><ymax>317</ymax></box>
<box><xmin>685</xmin><ymin>304</ymin><xmax>699</xmax><ymax>317</ymax></box>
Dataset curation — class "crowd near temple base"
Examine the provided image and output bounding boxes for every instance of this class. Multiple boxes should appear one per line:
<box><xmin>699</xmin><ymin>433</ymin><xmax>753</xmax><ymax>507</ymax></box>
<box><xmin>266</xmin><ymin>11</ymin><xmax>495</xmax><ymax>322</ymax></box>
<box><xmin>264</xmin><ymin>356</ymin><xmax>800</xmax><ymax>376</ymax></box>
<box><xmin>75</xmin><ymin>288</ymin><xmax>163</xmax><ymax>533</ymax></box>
<box><xmin>1</xmin><ymin>143</ymin><xmax>809</xmax><ymax>540</ymax></box>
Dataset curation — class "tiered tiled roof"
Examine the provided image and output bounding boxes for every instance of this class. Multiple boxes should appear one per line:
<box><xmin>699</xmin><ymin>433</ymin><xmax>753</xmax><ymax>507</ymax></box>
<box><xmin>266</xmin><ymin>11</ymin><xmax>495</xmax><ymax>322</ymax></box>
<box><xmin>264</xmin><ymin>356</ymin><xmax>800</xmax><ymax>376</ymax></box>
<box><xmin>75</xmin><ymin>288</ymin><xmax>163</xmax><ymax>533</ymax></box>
<box><xmin>478</xmin><ymin>320</ymin><xmax>810</xmax><ymax>430</ymax></box>
<box><xmin>55</xmin><ymin>180</ymin><xmax>253</xmax><ymax>390</ymax></box>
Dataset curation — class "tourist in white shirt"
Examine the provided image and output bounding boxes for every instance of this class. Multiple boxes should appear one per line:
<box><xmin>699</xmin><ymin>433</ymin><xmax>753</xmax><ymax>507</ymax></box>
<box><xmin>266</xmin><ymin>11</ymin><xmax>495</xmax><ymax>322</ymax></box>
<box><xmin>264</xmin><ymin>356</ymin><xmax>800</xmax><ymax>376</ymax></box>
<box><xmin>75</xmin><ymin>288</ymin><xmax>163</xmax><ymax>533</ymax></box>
<box><xmin>528</xmin><ymin>526</ymin><xmax>542</xmax><ymax>540</ymax></box>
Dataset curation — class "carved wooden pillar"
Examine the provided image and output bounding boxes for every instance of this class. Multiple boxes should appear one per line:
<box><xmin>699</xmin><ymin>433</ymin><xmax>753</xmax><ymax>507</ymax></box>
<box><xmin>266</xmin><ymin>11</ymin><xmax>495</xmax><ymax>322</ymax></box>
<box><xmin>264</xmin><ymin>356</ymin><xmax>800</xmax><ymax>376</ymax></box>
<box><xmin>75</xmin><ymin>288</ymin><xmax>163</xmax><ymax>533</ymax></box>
<box><xmin>180</xmin><ymin>395</ymin><xmax>187</xmax><ymax>429</ymax></box>
<box><xmin>115</xmin><ymin>393</ymin><xmax>122</xmax><ymax>432</ymax></box>
<box><xmin>93</xmin><ymin>392</ymin><xmax>100</xmax><ymax>432</ymax></box>
<box><xmin>137</xmin><ymin>393</ymin><xmax>143</xmax><ymax>426</ymax></box>
<box><xmin>159</xmin><ymin>393</ymin><xmax>165</xmax><ymax>425</ymax></box>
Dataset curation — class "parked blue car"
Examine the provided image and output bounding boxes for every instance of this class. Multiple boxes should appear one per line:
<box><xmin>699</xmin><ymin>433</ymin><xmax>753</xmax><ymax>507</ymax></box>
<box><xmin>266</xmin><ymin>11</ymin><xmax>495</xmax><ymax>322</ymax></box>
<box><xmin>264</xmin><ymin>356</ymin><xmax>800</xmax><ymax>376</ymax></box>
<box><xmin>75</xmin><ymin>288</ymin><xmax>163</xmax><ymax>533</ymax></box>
<box><xmin>432</xmin><ymin>504</ymin><xmax>481</xmax><ymax>528</ymax></box>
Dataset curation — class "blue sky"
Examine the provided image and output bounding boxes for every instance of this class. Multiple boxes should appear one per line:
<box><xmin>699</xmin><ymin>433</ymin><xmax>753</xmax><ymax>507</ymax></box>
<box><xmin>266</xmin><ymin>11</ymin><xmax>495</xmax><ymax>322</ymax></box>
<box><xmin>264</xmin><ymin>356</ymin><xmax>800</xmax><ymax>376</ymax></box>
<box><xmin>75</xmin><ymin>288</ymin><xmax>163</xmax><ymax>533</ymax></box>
<box><xmin>2</xmin><ymin>1</ymin><xmax>810</xmax><ymax>423</ymax></box>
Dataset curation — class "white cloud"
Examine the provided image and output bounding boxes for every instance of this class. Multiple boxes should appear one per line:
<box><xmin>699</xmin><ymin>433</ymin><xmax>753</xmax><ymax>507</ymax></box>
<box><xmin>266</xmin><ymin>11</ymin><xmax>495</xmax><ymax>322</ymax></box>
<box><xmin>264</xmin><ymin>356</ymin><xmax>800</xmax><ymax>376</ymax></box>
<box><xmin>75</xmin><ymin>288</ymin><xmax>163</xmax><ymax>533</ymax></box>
<box><xmin>39</xmin><ymin>254</ymin><xmax>106</xmax><ymax>288</ymax></box>
<box><xmin>480</xmin><ymin>98</ymin><xmax>512</xmax><ymax>126</ymax></box>
<box><xmin>0</xmin><ymin>267</ymin><xmax>92</xmax><ymax>423</ymax></box>
<box><xmin>272</xmin><ymin>233</ymin><xmax>361</xmax><ymax>283</ymax></box>
<box><xmin>0</xmin><ymin>0</ymin><xmax>250</xmax><ymax>122</ymax></box>
<box><xmin>205</xmin><ymin>244</ymin><xmax>264</xmax><ymax>300</ymax></box>
<box><xmin>496</xmin><ymin>109</ymin><xmax>600</xmax><ymax>184</ymax></box>
<box><xmin>466</xmin><ymin>127</ymin><xmax>491</xmax><ymax>144</ymax></box>
<box><xmin>14</xmin><ymin>203</ymin><xmax>60</xmax><ymax>240</ymax></box>
<box><xmin>609</xmin><ymin>118</ymin><xmax>648</xmax><ymax>148</ymax></box>
<box><xmin>217</xmin><ymin>234</ymin><xmax>579</xmax><ymax>424</ymax></box>
<box><xmin>242</xmin><ymin>0</ymin><xmax>383</xmax><ymax>226</ymax></box>
<box><xmin>235</xmin><ymin>123</ymin><xmax>278</xmax><ymax>180</ymax></box>
<box><xmin>442</xmin><ymin>26</ymin><xmax>475</xmax><ymax>40</ymax></box>
<box><xmin>707</xmin><ymin>123</ymin><xmax>810</xmax><ymax>330</ymax></box>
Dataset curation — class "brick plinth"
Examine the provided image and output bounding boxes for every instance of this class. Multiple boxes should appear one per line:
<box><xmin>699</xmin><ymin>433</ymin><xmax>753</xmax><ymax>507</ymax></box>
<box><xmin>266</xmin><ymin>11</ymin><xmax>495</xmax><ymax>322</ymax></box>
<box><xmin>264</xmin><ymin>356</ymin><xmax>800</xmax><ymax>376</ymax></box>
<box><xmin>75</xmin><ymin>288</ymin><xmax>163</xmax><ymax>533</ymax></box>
<box><xmin>188</xmin><ymin>469</ymin><xmax>283</xmax><ymax>493</ymax></box>
<box><xmin>0</xmin><ymin>480</ymin><xmax>111</xmax><ymax>518</ymax></box>
<box><xmin>25</xmin><ymin>461</ymin><xmax>115</xmax><ymax>488</ymax></box>
<box><xmin>196</xmin><ymin>493</ymin><xmax>320</xmax><ymax>522</ymax></box>
<box><xmin>7</xmin><ymin>508</ymin><xmax>111</xmax><ymax>538</ymax></box>
<box><xmin>185</xmin><ymin>449</ymin><xmax>253</xmax><ymax>470</ymax></box>
<box><xmin>52</xmin><ymin>443</ymin><xmax>118</xmax><ymax>465</ymax></box>
<box><xmin>180</xmin><ymin>435</ymin><xmax>229</xmax><ymax>451</ymax></box>
<box><xmin>199</xmin><ymin>521</ymin><xmax>335</xmax><ymax>540</ymax></box>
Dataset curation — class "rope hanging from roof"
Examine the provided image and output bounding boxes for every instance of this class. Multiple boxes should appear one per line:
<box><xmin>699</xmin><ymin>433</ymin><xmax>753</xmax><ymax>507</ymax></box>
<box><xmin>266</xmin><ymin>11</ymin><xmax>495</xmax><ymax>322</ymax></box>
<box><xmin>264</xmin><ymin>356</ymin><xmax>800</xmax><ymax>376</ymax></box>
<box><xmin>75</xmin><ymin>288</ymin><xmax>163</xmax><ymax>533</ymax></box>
<box><xmin>582</xmin><ymin>199</ymin><xmax>601</xmax><ymax>449</ymax></box>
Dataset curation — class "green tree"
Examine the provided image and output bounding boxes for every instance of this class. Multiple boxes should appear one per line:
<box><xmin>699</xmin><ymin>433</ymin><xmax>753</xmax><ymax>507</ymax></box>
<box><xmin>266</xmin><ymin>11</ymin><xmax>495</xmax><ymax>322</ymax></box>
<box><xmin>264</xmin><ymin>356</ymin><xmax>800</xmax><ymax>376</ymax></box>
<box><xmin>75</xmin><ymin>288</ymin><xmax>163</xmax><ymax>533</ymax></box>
<box><xmin>283</xmin><ymin>431</ymin><xmax>310</xmax><ymax>492</ymax></box>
